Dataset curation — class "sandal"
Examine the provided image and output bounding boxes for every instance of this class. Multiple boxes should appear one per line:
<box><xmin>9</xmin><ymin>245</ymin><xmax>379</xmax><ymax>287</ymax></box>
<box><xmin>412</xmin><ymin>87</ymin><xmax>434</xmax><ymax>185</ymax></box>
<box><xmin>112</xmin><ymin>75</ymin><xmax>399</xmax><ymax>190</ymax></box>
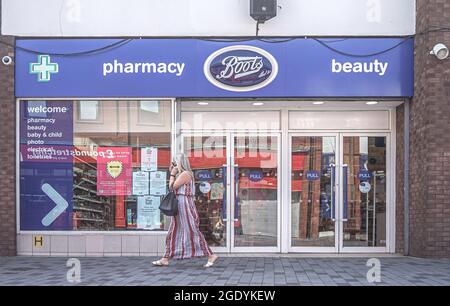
<box><xmin>152</xmin><ymin>259</ymin><xmax>169</xmax><ymax>266</ymax></box>
<box><xmin>204</xmin><ymin>255</ymin><xmax>218</xmax><ymax>268</ymax></box>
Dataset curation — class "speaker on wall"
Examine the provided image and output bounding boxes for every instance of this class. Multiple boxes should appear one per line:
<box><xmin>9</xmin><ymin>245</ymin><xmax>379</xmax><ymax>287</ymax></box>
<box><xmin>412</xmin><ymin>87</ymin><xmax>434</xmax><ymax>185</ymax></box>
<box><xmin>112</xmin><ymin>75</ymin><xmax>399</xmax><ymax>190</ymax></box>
<box><xmin>250</xmin><ymin>0</ymin><xmax>277</xmax><ymax>23</ymax></box>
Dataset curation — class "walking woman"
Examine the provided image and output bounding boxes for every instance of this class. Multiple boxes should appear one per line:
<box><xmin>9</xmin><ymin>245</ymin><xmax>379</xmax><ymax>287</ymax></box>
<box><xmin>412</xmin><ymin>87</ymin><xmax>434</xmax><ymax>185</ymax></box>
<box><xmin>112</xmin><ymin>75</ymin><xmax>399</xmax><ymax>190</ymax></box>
<box><xmin>152</xmin><ymin>153</ymin><xmax>218</xmax><ymax>267</ymax></box>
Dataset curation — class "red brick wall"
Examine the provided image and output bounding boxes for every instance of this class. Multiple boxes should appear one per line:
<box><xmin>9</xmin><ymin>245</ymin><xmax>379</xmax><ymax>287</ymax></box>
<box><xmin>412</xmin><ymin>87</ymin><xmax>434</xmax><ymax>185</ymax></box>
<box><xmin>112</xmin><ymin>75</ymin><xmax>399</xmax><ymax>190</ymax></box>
<box><xmin>0</xmin><ymin>34</ymin><xmax>17</xmax><ymax>256</ymax></box>
<box><xmin>410</xmin><ymin>0</ymin><xmax>450</xmax><ymax>257</ymax></box>
<box><xmin>396</xmin><ymin>104</ymin><xmax>405</xmax><ymax>255</ymax></box>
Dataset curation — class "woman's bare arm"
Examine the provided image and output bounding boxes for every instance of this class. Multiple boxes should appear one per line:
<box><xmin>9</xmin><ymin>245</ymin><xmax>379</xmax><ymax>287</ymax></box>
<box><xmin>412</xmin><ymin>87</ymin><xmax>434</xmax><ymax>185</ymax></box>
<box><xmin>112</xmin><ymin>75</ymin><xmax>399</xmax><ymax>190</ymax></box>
<box><xmin>171</xmin><ymin>172</ymin><xmax>192</xmax><ymax>191</ymax></box>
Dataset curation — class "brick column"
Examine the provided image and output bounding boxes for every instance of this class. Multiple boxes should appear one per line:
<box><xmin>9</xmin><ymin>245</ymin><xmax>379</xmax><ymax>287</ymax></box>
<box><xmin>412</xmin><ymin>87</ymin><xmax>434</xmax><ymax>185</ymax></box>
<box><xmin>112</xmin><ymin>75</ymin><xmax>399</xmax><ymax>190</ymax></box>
<box><xmin>0</xmin><ymin>34</ymin><xmax>17</xmax><ymax>256</ymax></box>
<box><xmin>409</xmin><ymin>0</ymin><xmax>450</xmax><ymax>257</ymax></box>
<box><xmin>395</xmin><ymin>104</ymin><xmax>405</xmax><ymax>255</ymax></box>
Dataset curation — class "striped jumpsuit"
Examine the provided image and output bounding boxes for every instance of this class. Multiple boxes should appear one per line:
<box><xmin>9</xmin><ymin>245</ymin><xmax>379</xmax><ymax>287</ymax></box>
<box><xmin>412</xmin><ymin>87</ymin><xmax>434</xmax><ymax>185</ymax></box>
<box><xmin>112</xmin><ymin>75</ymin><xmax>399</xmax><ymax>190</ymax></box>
<box><xmin>163</xmin><ymin>179</ymin><xmax>214</xmax><ymax>259</ymax></box>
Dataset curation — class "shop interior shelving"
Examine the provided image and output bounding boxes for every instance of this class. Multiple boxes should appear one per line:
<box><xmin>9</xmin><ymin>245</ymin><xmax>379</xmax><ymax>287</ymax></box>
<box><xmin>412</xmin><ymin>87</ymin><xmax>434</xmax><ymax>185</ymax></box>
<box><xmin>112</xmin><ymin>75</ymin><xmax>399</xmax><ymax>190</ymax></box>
<box><xmin>73</xmin><ymin>156</ymin><xmax>113</xmax><ymax>230</ymax></box>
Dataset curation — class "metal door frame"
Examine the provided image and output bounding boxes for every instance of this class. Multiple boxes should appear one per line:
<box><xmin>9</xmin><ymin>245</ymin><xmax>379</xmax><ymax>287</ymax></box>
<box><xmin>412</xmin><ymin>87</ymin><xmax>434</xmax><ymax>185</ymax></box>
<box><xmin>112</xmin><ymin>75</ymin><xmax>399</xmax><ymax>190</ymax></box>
<box><xmin>230</xmin><ymin>132</ymin><xmax>281</xmax><ymax>253</ymax></box>
<box><xmin>181</xmin><ymin>131</ymin><xmax>281</xmax><ymax>253</ymax></box>
<box><xmin>288</xmin><ymin>132</ymin><xmax>391</xmax><ymax>253</ymax></box>
<box><xmin>339</xmin><ymin>132</ymin><xmax>390</xmax><ymax>254</ymax></box>
<box><xmin>180</xmin><ymin>132</ymin><xmax>229</xmax><ymax>253</ymax></box>
<box><xmin>288</xmin><ymin>133</ymin><xmax>340</xmax><ymax>253</ymax></box>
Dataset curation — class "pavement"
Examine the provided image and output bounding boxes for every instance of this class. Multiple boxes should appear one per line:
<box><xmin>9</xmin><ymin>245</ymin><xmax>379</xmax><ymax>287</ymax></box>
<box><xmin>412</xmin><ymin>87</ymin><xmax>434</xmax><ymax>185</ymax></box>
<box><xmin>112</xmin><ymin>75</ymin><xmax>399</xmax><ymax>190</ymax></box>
<box><xmin>1</xmin><ymin>255</ymin><xmax>450</xmax><ymax>286</ymax></box>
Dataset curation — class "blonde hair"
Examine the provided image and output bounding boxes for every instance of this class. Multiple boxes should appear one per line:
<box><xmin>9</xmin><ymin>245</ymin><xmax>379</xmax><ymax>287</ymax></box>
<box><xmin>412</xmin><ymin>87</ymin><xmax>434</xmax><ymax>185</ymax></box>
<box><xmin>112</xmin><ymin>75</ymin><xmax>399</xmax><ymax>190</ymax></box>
<box><xmin>174</xmin><ymin>153</ymin><xmax>194</xmax><ymax>182</ymax></box>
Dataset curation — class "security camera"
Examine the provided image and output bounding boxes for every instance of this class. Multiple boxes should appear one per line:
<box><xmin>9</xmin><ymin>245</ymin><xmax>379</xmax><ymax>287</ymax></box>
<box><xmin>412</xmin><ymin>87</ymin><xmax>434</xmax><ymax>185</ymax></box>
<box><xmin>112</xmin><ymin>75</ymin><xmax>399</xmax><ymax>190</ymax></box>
<box><xmin>430</xmin><ymin>43</ymin><xmax>449</xmax><ymax>60</ymax></box>
<box><xmin>2</xmin><ymin>55</ymin><xmax>13</xmax><ymax>65</ymax></box>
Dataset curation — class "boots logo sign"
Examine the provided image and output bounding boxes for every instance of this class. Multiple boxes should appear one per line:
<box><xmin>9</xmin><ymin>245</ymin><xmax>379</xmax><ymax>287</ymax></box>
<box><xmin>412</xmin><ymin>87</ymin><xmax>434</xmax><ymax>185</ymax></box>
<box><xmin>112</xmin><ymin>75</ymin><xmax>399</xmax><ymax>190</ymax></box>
<box><xmin>204</xmin><ymin>45</ymin><xmax>278</xmax><ymax>92</ymax></box>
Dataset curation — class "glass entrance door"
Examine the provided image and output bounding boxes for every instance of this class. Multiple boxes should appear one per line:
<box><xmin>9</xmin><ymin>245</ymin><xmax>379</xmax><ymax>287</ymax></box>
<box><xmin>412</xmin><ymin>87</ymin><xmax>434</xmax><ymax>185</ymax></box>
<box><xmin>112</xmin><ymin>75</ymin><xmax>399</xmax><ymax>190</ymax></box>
<box><xmin>339</xmin><ymin>135</ymin><xmax>388</xmax><ymax>253</ymax></box>
<box><xmin>290</xmin><ymin>134</ymin><xmax>389</xmax><ymax>253</ymax></box>
<box><xmin>183</xmin><ymin>134</ymin><xmax>228</xmax><ymax>252</ymax></box>
<box><xmin>290</xmin><ymin>135</ymin><xmax>338</xmax><ymax>252</ymax></box>
<box><xmin>231</xmin><ymin>134</ymin><xmax>280</xmax><ymax>252</ymax></box>
<box><xmin>182</xmin><ymin>133</ymin><xmax>280</xmax><ymax>253</ymax></box>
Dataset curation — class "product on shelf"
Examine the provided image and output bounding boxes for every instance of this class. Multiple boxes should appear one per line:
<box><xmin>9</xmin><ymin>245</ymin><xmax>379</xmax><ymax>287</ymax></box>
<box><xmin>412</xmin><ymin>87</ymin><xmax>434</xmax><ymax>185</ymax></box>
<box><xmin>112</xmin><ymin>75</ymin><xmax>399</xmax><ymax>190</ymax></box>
<box><xmin>73</xmin><ymin>156</ymin><xmax>113</xmax><ymax>230</ymax></box>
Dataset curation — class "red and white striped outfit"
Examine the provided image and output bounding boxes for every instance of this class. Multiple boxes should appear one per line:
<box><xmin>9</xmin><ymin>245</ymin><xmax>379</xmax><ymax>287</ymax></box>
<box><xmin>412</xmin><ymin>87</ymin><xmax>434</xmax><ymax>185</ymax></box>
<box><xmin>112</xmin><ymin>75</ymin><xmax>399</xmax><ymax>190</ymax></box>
<box><xmin>163</xmin><ymin>179</ymin><xmax>214</xmax><ymax>259</ymax></box>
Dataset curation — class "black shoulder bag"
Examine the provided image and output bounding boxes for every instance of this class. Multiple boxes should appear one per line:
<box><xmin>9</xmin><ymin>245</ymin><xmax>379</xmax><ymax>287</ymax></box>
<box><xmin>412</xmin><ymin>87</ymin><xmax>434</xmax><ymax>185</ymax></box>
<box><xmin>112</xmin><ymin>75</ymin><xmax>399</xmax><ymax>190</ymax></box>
<box><xmin>159</xmin><ymin>190</ymin><xmax>179</xmax><ymax>216</ymax></box>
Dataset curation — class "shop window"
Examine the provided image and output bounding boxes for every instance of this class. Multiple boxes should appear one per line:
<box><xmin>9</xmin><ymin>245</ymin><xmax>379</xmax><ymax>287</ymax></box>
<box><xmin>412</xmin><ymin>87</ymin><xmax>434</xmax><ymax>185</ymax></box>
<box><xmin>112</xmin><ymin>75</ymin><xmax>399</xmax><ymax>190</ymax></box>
<box><xmin>138</xmin><ymin>101</ymin><xmax>165</xmax><ymax>125</ymax></box>
<box><xmin>78</xmin><ymin>100</ymin><xmax>100</xmax><ymax>121</ymax></box>
<box><xmin>19</xmin><ymin>100</ymin><xmax>172</xmax><ymax>231</ymax></box>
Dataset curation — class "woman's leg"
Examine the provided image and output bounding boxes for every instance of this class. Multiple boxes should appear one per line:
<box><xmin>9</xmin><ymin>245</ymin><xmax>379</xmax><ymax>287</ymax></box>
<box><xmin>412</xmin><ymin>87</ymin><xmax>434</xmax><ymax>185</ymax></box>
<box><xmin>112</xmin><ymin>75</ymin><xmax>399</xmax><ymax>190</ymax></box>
<box><xmin>197</xmin><ymin>230</ymin><xmax>218</xmax><ymax>266</ymax></box>
<box><xmin>157</xmin><ymin>216</ymin><xmax>176</xmax><ymax>264</ymax></box>
<box><xmin>153</xmin><ymin>237</ymin><xmax>171</xmax><ymax>265</ymax></box>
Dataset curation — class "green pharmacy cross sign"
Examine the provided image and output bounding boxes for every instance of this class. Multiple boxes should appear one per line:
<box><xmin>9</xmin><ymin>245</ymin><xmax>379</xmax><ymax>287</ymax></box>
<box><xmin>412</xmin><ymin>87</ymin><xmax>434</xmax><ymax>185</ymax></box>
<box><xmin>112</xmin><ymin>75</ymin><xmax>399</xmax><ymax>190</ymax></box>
<box><xmin>29</xmin><ymin>55</ymin><xmax>59</xmax><ymax>82</ymax></box>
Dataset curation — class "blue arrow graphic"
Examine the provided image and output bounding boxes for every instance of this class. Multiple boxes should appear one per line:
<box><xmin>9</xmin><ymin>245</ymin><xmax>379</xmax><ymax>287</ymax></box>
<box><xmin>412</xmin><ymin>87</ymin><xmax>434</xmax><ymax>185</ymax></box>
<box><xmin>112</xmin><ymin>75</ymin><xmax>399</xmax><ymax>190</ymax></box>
<box><xmin>41</xmin><ymin>183</ymin><xmax>69</xmax><ymax>227</ymax></box>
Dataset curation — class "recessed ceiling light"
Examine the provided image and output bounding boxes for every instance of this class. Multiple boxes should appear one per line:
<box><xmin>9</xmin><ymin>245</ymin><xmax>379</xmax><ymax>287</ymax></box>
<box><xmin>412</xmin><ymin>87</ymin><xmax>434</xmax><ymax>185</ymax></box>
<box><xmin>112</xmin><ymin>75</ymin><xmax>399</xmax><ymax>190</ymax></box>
<box><xmin>197</xmin><ymin>102</ymin><xmax>209</xmax><ymax>105</ymax></box>
<box><xmin>313</xmin><ymin>101</ymin><xmax>325</xmax><ymax>105</ymax></box>
<box><xmin>366</xmin><ymin>101</ymin><xmax>379</xmax><ymax>105</ymax></box>
<box><xmin>253</xmin><ymin>102</ymin><xmax>264</xmax><ymax>106</ymax></box>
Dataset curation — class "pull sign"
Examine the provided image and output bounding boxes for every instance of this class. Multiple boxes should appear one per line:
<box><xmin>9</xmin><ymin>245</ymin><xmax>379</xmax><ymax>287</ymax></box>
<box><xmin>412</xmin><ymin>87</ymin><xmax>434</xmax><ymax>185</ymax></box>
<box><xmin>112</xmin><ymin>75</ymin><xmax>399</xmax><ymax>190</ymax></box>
<box><xmin>358</xmin><ymin>170</ymin><xmax>372</xmax><ymax>181</ymax></box>
<box><xmin>306</xmin><ymin>170</ymin><xmax>320</xmax><ymax>181</ymax></box>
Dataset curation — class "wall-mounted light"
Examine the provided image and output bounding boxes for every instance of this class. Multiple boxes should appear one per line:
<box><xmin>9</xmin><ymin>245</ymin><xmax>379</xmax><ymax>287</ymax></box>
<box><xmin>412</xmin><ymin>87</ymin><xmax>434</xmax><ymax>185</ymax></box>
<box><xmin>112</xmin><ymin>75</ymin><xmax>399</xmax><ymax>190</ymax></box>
<box><xmin>430</xmin><ymin>43</ymin><xmax>449</xmax><ymax>60</ymax></box>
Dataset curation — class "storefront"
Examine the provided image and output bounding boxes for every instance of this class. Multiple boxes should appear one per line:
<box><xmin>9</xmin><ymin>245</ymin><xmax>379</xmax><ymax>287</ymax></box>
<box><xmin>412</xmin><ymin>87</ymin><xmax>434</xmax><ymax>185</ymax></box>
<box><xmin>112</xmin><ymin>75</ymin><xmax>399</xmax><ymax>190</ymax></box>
<box><xmin>14</xmin><ymin>37</ymin><xmax>413</xmax><ymax>255</ymax></box>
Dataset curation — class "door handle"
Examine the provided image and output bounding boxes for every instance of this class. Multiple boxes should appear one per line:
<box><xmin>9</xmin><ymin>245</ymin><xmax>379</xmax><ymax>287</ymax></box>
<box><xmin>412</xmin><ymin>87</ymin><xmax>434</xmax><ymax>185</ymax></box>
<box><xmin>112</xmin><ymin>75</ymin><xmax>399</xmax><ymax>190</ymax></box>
<box><xmin>222</xmin><ymin>165</ymin><xmax>227</xmax><ymax>221</ymax></box>
<box><xmin>221</xmin><ymin>163</ymin><xmax>239</xmax><ymax>223</ymax></box>
<box><xmin>234</xmin><ymin>165</ymin><xmax>239</xmax><ymax>223</ymax></box>
<box><xmin>342</xmin><ymin>164</ymin><xmax>348</xmax><ymax>222</ymax></box>
<box><xmin>330</xmin><ymin>163</ymin><xmax>336</xmax><ymax>221</ymax></box>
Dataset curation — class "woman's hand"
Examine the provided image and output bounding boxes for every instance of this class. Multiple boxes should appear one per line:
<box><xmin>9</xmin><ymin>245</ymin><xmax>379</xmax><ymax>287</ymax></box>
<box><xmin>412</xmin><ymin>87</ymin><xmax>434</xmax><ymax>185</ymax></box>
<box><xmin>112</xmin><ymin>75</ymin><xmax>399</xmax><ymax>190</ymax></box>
<box><xmin>171</xmin><ymin>167</ymin><xmax>179</xmax><ymax>176</ymax></box>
